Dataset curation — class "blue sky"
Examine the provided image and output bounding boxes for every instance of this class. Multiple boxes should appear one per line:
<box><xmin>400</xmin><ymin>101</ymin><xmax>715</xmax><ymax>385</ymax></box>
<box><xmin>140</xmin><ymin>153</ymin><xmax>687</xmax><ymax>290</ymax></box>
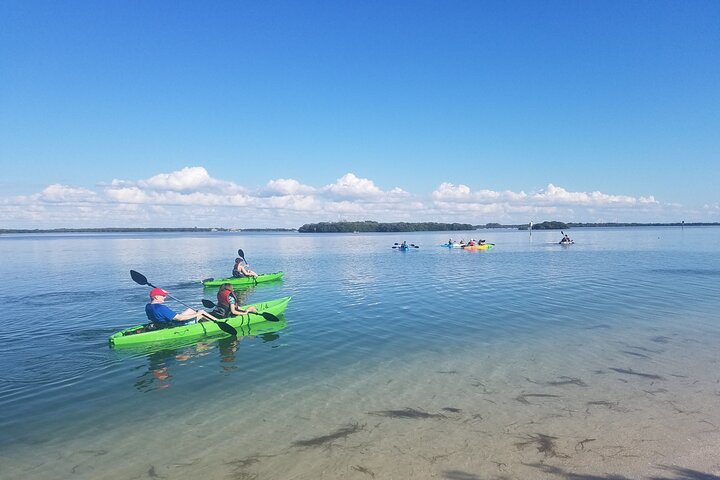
<box><xmin>1</xmin><ymin>0</ymin><xmax>718</xmax><ymax>228</ymax></box>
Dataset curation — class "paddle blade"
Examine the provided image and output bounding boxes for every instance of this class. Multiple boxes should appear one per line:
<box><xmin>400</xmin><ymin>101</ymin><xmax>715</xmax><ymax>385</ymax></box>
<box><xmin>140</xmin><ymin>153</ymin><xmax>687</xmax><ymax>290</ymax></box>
<box><xmin>201</xmin><ymin>277</ymin><xmax>214</xmax><ymax>283</ymax></box>
<box><xmin>130</xmin><ymin>270</ymin><xmax>149</xmax><ymax>286</ymax></box>
<box><xmin>258</xmin><ymin>312</ymin><xmax>280</xmax><ymax>322</ymax></box>
<box><xmin>392</xmin><ymin>246</ymin><xmax>397</xmax><ymax>248</ymax></box>
<box><xmin>238</xmin><ymin>249</ymin><xmax>245</xmax><ymax>259</ymax></box>
<box><xmin>216</xmin><ymin>320</ymin><xmax>237</xmax><ymax>336</ymax></box>
<box><xmin>202</xmin><ymin>299</ymin><xmax>216</xmax><ymax>309</ymax></box>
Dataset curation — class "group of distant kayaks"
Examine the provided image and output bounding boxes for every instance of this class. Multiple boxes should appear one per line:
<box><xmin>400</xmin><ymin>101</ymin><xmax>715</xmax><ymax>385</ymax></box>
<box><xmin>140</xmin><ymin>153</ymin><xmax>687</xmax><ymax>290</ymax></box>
<box><xmin>392</xmin><ymin>239</ymin><xmax>496</xmax><ymax>250</ymax></box>
<box><xmin>393</xmin><ymin>235</ymin><xmax>575</xmax><ymax>250</ymax></box>
<box><xmin>440</xmin><ymin>239</ymin><xmax>494</xmax><ymax>250</ymax></box>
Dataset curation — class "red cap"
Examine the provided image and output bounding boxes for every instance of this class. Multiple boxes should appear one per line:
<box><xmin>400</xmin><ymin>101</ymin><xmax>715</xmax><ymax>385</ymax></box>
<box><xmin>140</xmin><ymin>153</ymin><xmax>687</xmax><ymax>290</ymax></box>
<box><xmin>149</xmin><ymin>287</ymin><xmax>168</xmax><ymax>298</ymax></box>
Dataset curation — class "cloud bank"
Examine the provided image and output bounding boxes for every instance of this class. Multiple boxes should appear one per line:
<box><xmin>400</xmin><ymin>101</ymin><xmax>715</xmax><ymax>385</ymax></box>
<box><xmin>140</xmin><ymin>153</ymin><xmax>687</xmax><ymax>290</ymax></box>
<box><xmin>0</xmin><ymin>166</ymin><xmax>700</xmax><ymax>229</ymax></box>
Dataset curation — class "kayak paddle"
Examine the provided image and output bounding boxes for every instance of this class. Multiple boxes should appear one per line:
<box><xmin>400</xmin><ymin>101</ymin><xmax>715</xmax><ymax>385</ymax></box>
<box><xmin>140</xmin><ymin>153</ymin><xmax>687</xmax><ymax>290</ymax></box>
<box><xmin>130</xmin><ymin>270</ymin><xmax>238</xmax><ymax>336</ymax></box>
<box><xmin>202</xmin><ymin>299</ymin><xmax>280</xmax><ymax>322</ymax></box>
<box><xmin>392</xmin><ymin>243</ymin><xmax>419</xmax><ymax>249</ymax></box>
<box><xmin>237</xmin><ymin>249</ymin><xmax>258</xmax><ymax>285</ymax></box>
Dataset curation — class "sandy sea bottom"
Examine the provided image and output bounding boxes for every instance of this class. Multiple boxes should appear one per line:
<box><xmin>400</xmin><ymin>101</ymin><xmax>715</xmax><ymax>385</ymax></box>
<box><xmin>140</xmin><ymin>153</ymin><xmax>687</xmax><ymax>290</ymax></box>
<box><xmin>3</xmin><ymin>310</ymin><xmax>719</xmax><ymax>480</ymax></box>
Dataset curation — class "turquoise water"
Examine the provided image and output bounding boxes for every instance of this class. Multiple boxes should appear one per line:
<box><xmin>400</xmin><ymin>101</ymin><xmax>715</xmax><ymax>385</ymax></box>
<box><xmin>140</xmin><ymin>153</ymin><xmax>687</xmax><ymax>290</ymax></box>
<box><xmin>1</xmin><ymin>227</ymin><xmax>720</xmax><ymax>479</ymax></box>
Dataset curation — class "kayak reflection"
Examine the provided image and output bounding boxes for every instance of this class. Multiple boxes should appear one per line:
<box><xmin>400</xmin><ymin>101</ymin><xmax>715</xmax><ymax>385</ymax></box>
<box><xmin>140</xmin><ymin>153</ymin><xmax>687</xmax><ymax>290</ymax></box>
<box><xmin>132</xmin><ymin>317</ymin><xmax>288</xmax><ymax>392</ymax></box>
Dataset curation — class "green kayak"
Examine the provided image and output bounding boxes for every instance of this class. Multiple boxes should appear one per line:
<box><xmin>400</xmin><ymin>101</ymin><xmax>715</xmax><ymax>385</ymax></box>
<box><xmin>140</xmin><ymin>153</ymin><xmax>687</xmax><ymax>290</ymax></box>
<box><xmin>109</xmin><ymin>296</ymin><xmax>291</xmax><ymax>347</ymax></box>
<box><xmin>202</xmin><ymin>272</ymin><xmax>284</xmax><ymax>288</ymax></box>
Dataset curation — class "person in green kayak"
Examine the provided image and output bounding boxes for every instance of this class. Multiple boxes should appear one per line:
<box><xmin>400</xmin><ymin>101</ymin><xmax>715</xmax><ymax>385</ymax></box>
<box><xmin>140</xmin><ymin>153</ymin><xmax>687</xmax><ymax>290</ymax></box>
<box><xmin>145</xmin><ymin>287</ymin><xmax>216</xmax><ymax>328</ymax></box>
<box><xmin>232</xmin><ymin>257</ymin><xmax>258</xmax><ymax>278</ymax></box>
<box><xmin>213</xmin><ymin>284</ymin><xmax>258</xmax><ymax>318</ymax></box>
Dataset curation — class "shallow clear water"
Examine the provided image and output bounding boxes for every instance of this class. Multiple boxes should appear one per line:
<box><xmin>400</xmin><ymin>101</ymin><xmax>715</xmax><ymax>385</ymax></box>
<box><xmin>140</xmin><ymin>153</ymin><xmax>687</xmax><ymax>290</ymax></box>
<box><xmin>1</xmin><ymin>227</ymin><xmax>719</xmax><ymax>479</ymax></box>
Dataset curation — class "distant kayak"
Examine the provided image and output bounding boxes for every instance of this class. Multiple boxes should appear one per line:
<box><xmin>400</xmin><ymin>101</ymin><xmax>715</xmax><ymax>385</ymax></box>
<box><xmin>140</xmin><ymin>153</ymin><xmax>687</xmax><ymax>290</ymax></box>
<box><xmin>109</xmin><ymin>296</ymin><xmax>291</xmax><ymax>347</ymax></box>
<box><xmin>202</xmin><ymin>272</ymin><xmax>284</xmax><ymax>287</ymax></box>
<box><xmin>393</xmin><ymin>243</ymin><xmax>418</xmax><ymax>250</ymax></box>
<box><xmin>440</xmin><ymin>243</ymin><xmax>465</xmax><ymax>248</ymax></box>
<box><xmin>462</xmin><ymin>244</ymin><xmax>494</xmax><ymax>250</ymax></box>
<box><xmin>559</xmin><ymin>240</ymin><xmax>574</xmax><ymax>245</ymax></box>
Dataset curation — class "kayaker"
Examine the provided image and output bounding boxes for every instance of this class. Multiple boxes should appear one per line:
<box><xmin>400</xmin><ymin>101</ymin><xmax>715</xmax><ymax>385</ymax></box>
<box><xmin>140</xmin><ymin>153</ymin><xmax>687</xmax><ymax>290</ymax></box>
<box><xmin>401</xmin><ymin>241</ymin><xmax>408</xmax><ymax>249</ymax></box>
<box><xmin>213</xmin><ymin>284</ymin><xmax>258</xmax><ymax>318</ymax></box>
<box><xmin>145</xmin><ymin>288</ymin><xmax>216</xmax><ymax>328</ymax></box>
<box><xmin>561</xmin><ymin>234</ymin><xmax>572</xmax><ymax>243</ymax></box>
<box><xmin>232</xmin><ymin>257</ymin><xmax>258</xmax><ymax>278</ymax></box>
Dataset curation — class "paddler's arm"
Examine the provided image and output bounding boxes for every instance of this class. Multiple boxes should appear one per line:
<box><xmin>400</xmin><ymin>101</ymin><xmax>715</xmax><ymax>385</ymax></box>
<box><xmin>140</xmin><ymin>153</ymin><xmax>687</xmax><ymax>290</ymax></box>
<box><xmin>173</xmin><ymin>308</ymin><xmax>202</xmax><ymax>321</ymax></box>
<box><xmin>230</xmin><ymin>304</ymin><xmax>258</xmax><ymax>315</ymax></box>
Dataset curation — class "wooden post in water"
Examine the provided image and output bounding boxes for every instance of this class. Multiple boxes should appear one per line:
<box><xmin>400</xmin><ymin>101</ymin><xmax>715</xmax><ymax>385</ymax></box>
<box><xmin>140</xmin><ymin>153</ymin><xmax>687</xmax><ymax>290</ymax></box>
<box><xmin>529</xmin><ymin>221</ymin><xmax>533</xmax><ymax>236</ymax></box>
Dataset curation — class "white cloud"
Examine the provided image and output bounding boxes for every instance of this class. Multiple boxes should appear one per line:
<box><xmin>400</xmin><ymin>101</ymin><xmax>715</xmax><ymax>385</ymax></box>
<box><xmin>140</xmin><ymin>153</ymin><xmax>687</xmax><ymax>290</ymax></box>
<box><xmin>105</xmin><ymin>186</ymin><xmax>152</xmax><ymax>204</ymax></box>
<box><xmin>323</xmin><ymin>173</ymin><xmax>384</xmax><ymax>199</ymax></box>
<box><xmin>138</xmin><ymin>166</ymin><xmax>222</xmax><ymax>191</ymax></box>
<box><xmin>431</xmin><ymin>183</ymin><xmax>658</xmax><ymax>209</ymax></box>
<box><xmin>263</xmin><ymin>178</ymin><xmax>315</xmax><ymax>196</ymax></box>
<box><xmin>0</xmin><ymin>166</ymin><xmax>693</xmax><ymax>228</ymax></box>
<box><xmin>263</xmin><ymin>194</ymin><xmax>318</xmax><ymax>211</ymax></box>
<box><xmin>432</xmin><ymin>182</ymin><xmax>471</xmax><ymax>200</ymax></box>
<box><xmin>39</xmin><ymin>184</ymin><xmax>98</xmax><ymax>203</ymax></box>
<box><xmin>532</xmin><ymin>184</ymin><xmax>657</xmax><ymax>206</ymax></box>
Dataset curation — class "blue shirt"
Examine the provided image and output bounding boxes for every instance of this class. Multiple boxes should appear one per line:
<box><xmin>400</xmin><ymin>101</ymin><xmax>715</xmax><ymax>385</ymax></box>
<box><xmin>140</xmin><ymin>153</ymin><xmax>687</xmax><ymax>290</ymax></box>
<box><xmin>145</xmin><ymin>303</ymin><xmax>178</xmax><ymax>323</ymax></box>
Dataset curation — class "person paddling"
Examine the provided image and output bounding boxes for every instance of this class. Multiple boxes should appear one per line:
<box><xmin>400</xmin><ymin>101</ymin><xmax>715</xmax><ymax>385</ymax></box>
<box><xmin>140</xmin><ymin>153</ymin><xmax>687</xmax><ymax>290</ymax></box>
<box><xmin>145</xmin><ymin>287</ymin><xmax>217</xmax><ymax>328</ymax></box>
<box><xmin>232</xmin><ymin>257</ymin><xmax>258</xmax><ymax>278</ymax></box>
<box><xmin>213</xmin><ymin>284</ymin><xmax>258</xmax><ymax>318</ymax></box>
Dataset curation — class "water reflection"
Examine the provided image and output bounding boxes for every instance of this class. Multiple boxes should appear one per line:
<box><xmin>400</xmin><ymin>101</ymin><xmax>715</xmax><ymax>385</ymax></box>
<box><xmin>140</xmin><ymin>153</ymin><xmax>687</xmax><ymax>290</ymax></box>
<box><xmin>133</xmin><ymin>318</ymin><xmax>288</xmax><ymax>391</ymax></box>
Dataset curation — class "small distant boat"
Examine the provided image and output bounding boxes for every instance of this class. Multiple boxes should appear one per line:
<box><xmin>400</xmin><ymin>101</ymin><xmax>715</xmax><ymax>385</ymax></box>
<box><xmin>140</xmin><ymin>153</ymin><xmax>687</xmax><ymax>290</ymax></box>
<box><xmin>559</xmin><ymin>240</ymin><xmax>574</xmax><ymax>245</ymax></box>
<box><xmin>440</xmin><ymin>242</ymin><xmax>464</xmax><ymax>248</ymax></box>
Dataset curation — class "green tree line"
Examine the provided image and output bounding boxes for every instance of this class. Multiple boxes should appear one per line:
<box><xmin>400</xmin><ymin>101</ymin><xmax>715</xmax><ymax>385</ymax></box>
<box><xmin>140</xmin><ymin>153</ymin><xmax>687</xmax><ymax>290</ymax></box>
<box><xmin>298</xmin><ymin>221</ymin><xmax>474</xmax><ymax>233</ymax></box>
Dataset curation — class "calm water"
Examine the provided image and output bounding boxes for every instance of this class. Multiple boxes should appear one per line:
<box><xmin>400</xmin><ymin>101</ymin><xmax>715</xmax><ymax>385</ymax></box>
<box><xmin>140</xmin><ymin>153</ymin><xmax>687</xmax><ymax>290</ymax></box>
<box><xmin>1</xmin><ymin>227</ymin><xmax>720</xmax><ymax>479</ymax></box>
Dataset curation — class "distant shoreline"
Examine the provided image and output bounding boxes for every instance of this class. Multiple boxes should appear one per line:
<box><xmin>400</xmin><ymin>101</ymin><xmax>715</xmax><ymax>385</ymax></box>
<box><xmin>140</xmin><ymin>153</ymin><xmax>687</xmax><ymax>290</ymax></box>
<box><xmin>0</xmin><ymin>227</ymin><xmax>296</xmax><ymax>234</ymax></box>
<box><xmin>1</xmin><ymin>222</ymin><xmax>718</xmax><ymax>235</ymax></box>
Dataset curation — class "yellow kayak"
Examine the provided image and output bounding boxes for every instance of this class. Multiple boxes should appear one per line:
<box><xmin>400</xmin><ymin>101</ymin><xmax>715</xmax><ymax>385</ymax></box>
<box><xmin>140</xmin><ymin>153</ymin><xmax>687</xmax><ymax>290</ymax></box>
<box><xmin>461</xmin><ymin>244</ymin><xmax>494</xmax><ymax>250</ymax></box>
